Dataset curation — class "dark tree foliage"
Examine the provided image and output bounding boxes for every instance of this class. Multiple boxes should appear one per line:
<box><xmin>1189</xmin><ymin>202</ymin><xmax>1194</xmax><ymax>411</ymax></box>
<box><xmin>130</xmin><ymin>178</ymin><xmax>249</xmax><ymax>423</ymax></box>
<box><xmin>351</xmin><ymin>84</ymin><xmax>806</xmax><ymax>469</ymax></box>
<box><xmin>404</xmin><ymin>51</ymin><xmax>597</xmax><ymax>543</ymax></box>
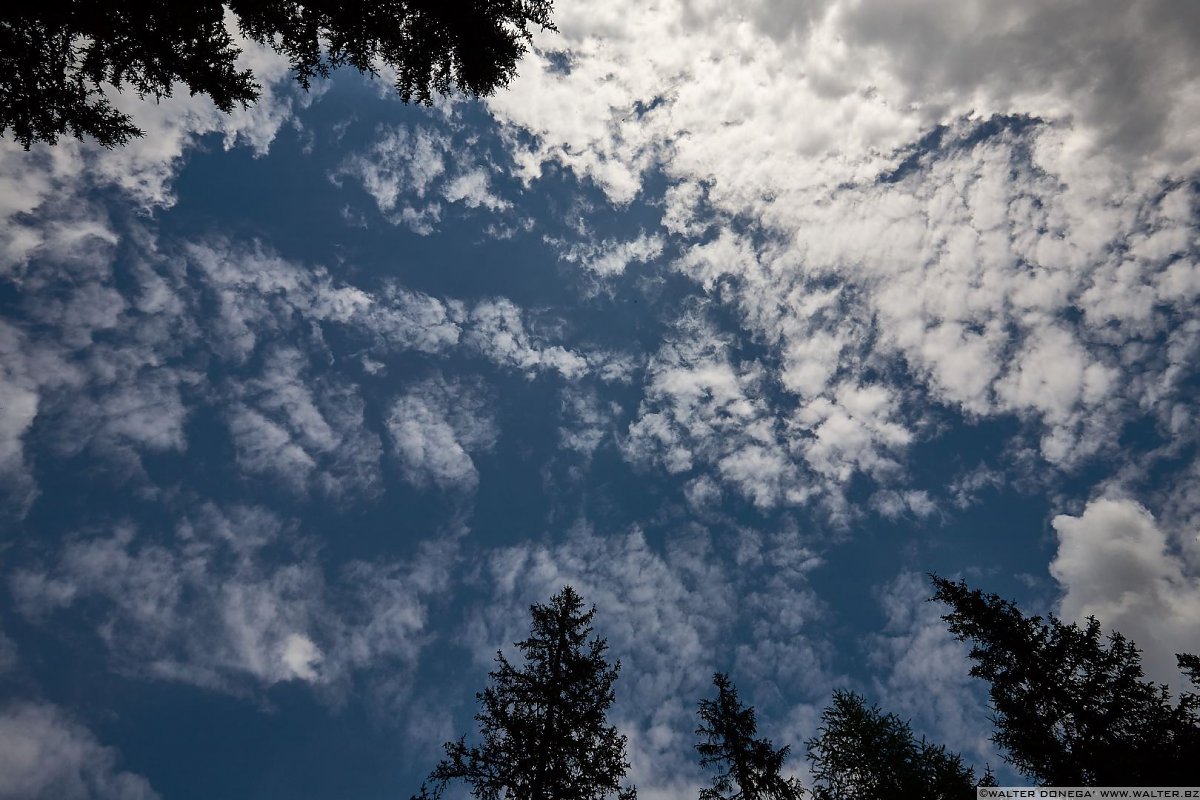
<box><xmin>931</xmin><ymin>575</ymin><xmax>1200</xmax><ymax>786</ymax></box>
<box><xmin>1</xmin><ymin>0</ymin><xmax>555</xmax><ymax>149</ymax></box>
<box><xmin>414</xmin><ymin>586</ymin><xmax>636</xmax><ymax>800</ymax></box>
<box><xmin>805</xmin><ymin>690</ymin><xmax>980</xmax><ymax>800</ymax></box>
<box><xmin>695</xmin><ymin>673</ymin><xmax>805</xmax><ymax>800</ymax></box>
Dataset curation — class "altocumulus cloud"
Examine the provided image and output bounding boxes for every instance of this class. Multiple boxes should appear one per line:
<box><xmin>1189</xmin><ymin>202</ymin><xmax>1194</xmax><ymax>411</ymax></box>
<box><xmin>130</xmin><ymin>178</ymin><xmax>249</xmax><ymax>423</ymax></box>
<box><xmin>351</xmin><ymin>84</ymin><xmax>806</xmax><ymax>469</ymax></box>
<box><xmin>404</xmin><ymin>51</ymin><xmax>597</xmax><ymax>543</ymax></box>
<box><xmin>387</xmin><ymin>375</ymin><xmax>499</xmax><ymax>492</ymax></box>
<box><xmin>0</xmin><ymin>0</ymin><xmax>1198</xmax><ymax>795</ymax></box>
<box><xmin>10</xmin><ymin>502</ymin><xmax>456</xmax><ymax>698</ymax></box>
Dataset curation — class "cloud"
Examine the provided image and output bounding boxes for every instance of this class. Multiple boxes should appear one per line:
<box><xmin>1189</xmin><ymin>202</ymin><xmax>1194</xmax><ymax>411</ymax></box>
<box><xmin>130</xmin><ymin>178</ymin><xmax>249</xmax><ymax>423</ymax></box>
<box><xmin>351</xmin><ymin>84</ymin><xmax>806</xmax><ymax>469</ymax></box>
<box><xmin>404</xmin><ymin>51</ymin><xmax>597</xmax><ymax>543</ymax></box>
<box><xmin>0</xmin><ymin>214</ymin><xmax>620</xmax><ymax>512</ymax></box>
<box><xmin>869</xmin><ymin>572</ymin><xmax>995</xmax><ymax>769</ymax></box>
<box><xmin>466</xmin><ymin>298</ymin><xmax>590</xmax><ymax>379</ymax></box>
<box><xmin>1051</xmin><ymin>497</ymin><xmax>1200</xmax><ymax>692</ymax></box>
<box><xmin>0</xmin><ymin>702</ymin><xmax>158</xmax><ymax>800</ymax></box>
<box><xmin>622</xmin><ymin>311</ymin><xmax>801</xmax><ymax>507</ymax></box>
<box><xmin>482</xmin><ymin>0</ymin><xmax>1200</xmax><ymax>493</ymax></box>
<box><xmin>463</xmin><ymin>520</ymin><xmax>827</xmax><ymax>799</ymax></box>
<box><xmin>0</xmin><ymin>322</ymin><xmax>43</xmax><ymax>514</ymax></box>
<box><xmin>227</xmin><ymin>347</ymin><xmax>383</xmax><ymax>498</ymax></box>
<box><xmin>557</xmin><ymin>385</ymin><xmax>616</xmax><ymax>457</ymax></box>
<box><xmin>493</xmin><ymin>0</ymin><xmax>1200</xmax><ymax>211</ymax></box>
<box><xmin>11</xmin><ymin>503</ymin><xmax>455</xmax><ymax>698</ymax></box>
<box><xmin>333</xmin><ymin>123</ymin><xmax>511</xmax><ymax>233</ymax></box>
<box><xmin>822</xmin><ymin>0</ymin><xmax>1200</xmax><ymax>165</ymax></box>
<box><xmin>332</xmin><ymin>125</ymin><xmax>448</xmax><ymax>233</ymax></box>
<box><xmin>0</xmin><ymin>24</ymin><xmax>297</xmax><ymax>263</ymax></box>
<box><xmin>387</xmin><ymin>375</ymin><xmax>499</xmax><ymax>492</ymax></box>
<box><xmin>621</xmin><ymin>308</ymin><xmax>919</xmax><ymax>516</ymax></box>
<box><xmin>549</xmin><ymin>231</ymin><xmax>665</xmax><ymax>277</ymax></box>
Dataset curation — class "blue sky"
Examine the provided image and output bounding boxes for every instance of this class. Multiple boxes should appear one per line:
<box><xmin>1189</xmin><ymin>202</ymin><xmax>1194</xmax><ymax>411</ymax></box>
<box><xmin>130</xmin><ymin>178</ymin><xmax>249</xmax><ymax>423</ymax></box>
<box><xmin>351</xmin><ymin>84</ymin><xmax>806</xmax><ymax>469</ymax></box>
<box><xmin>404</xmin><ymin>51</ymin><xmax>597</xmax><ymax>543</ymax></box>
<box><xmin>2</xmin><ymin>2</ymin><xmax>1200</xmax><ymax>797</ymax></box>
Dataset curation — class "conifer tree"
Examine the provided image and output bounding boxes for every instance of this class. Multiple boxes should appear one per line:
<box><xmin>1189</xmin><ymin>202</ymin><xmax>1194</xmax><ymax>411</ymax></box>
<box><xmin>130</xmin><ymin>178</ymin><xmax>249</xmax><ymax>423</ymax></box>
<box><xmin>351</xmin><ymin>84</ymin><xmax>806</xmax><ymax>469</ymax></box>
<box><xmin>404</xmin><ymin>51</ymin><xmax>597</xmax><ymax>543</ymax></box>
<box><xmin>695</xmin><ymin>673</ymin><xmax>805</xmax><ymax>800</ymax></box>
<box><xmin>2</xmin><ymin>1</ymin><xmax>555</xmax><ymax>149</ymax></box>
<box><xmin>414</xmin><ymin>586</ymin><xmax>636</xmax><ymax>800</ymax></box>
<box><xmin>805</xmin><ymin>690</ymin><xmax>979</xmax><ymax>800</ymax></box>
<box><xmin>931</xmin><ymin>575</ymin><xmax>1200</xmax><ymax>786</ymax></box>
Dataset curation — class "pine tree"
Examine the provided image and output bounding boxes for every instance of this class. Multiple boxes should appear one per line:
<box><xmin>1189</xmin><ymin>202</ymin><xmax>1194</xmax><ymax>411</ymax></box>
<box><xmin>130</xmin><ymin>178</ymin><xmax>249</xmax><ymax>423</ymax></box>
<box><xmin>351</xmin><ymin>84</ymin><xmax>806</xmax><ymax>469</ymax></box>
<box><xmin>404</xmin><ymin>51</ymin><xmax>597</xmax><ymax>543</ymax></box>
<box><xmin>804</xmin><ymin>690</ymin><xmax>979</xmax><ymax>800</ymax></box>
<box><xmin>695</xmin><ymin>673</ymin><xmax>805</xmax><ymax>800</ymax></box>
<box><xmin>414</xmin><ymin>586</ymin><xmax>636</xmax><ymax>800</ymax></box>
<box><xmin>931</xmin><ymin>575</ymin><xmax>1200</xmax><ymax>786</ymax></box>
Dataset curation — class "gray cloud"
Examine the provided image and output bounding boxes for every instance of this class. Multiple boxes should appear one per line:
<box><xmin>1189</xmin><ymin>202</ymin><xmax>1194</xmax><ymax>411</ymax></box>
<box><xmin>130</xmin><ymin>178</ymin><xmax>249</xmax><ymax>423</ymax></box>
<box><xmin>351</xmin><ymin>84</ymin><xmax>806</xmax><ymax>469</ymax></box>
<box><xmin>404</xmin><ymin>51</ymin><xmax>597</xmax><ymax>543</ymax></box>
<box><xmin>0</xmin><ymin>703</ymin><xmax>158</xmax><ymax>800</ymax></box>
<box><xmin>825</xmin><ymin>0</ymin><xmax>1200</xmax><ymax>163</ymax></box>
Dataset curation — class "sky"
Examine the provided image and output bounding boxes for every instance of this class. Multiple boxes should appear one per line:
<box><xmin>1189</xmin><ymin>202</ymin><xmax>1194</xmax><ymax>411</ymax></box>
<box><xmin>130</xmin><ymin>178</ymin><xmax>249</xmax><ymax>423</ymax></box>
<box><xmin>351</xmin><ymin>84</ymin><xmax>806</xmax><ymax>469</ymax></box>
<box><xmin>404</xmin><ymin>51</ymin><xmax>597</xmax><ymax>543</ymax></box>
<box><xmin>2</xmin><ymin>1</ymin><xmax>1200</xmax><ymax>797</ymax></box>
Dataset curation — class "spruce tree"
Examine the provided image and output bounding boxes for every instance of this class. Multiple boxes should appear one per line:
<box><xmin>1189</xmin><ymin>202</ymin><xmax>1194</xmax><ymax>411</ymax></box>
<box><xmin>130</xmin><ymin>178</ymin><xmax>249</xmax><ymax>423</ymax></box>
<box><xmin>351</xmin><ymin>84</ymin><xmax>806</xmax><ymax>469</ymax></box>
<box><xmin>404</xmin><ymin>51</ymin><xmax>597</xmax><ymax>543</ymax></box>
<box><xmin>695</xmin><ymin>673</ymin><xmax>805</xmax><ymax>800</ymax></box>
<box><xmin>2</xmin><ymin>1</ymin><xmax>556</xmax><ymax>149</ymax></box>
<box><xmin>804</xmin><ymin>690</ymin><xmax>979</xmax><ymax>800</ymax></box>
<box><xmin>414</xmin><ymin>586</ymin><xmax>636</xmax><ymax>800</ymax></box>
<box><xmin>931</xmin><ymin>575</ymin><xmax>1200</xmax><ymax>786</ymax></box>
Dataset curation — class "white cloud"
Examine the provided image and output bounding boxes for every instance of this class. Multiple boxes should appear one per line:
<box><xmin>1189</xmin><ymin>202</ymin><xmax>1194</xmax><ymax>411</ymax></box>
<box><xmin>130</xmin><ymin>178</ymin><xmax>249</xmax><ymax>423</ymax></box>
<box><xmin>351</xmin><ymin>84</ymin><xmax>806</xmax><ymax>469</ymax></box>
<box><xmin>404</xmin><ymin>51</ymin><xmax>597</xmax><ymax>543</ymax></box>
<box><xmin>621</xmin><ymin>309</ymin><xmax>921</xmax><ymax>515</ymax></box>
<box><xmin>550</xmin><ymin>231</ymin><xmax>665</xmax><ymax>277</ymax></box>
<box><xmin>443</xmin><ymin>169</ymin><xmax>511</xmax><ymax>212</ymax></box>
<box><xmin>0</xmin><ymin>702</ymin><xmax>158</xmax><ymax>800</ymax></box>
<box><xmin>332</xmin><ymin>125</ymin><xmax>448</xmax><ymax>233</ymax></box>
<box><xmin>0</xmin><ymin>322</ymin><xmax>43</xmax><ymax>515</ymax></box>
<box><xmin>10</xmin><ymin>504</ymin><xmax>454</xmax><ymax>698</ymax></box>
<box><xmin>333</xmin><ymin>123</ymin><xmax>512</xmax><ymax>233</ymax></box>
<box><xmin>0</xmin><ymin>23</ymin><xmax>297</xmax><ymax>256</ymax></box>
<box><xmin>281</xmin><ymin>633</ymin><xmax>324</xmax><ymax>682</ymax></box>
<box><xmin>186</xmin><ymin>239</ymin><xmax>466</xmax><ymax>360</ymax></box>
<box><xmin>387</xmin><ymin>376</ymin><xmax>498</xmax><ymax>492</ymax></box>
<box><xmin>623</xmin><ymin>312</ymin><xmax>804</xmax><ymax>508</ymax></box>
<box><xmin>482</xmin><ymin>0</ymin><xmax>1200</xmax><ymax>487</ymax></box>
<box><xmin>870</xmin><ymin>572</ymin><xmax>995</xmax><ymax>769</ymax></box>
<box><xmin>1</xmin><ymin>219</ymin><xmax>620</xmax><ymax>511</ymax></box>
<box><xmin>793</xmin><ymin>383</ymin><xmax>913</xmax><ymax>485</ymax></box>
<box><xmin>227</xmin><ymin>346</ymin><xmax>383</xmax><ymax>498</ymax></box>
<box><xmin>557</xmin><ymin>386</ymin><xmax>615</xmax><ymax>457</ymax></box>
<box><xmin>1051</xmin><ymin>497</ymin><xmax>1200</xmax><ymax>692</ymax></box>
<box><xmin>494</xmin><ymin>0</ymin><xmax>1200</xmax><ymax>208</ymax></box>
<box><xmin>466</xmin><ymin>298</ymin><xmax>590</xmax><ymax>379</ymax></box>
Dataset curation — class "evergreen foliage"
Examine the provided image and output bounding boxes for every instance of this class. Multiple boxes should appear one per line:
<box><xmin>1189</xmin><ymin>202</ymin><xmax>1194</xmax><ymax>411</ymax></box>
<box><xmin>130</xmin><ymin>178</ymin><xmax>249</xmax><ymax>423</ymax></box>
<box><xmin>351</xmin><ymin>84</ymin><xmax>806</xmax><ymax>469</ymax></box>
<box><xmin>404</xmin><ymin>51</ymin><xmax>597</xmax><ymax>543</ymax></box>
<box><xmin>1</xmin><ymin>0</ymin><xmax>555</xmax><ymax>148</ymax></box>
<box><xmin>805</xmin><ymin>690</ymin><xmax>979</xmax><ymax>800</ymax></box>
<box><xmin>414</xmin><ymin>586</ymin><xmax>636</xmax><ymax>800</ymax></box>
<box><xmin>695</xmin><ymin>673</ymin><xmax>805</xmax><ymax>800</ymax></box>
<box><xmin>931</xmin><ymin>575</ymin><xmax>1200</xmax><ymax>786</ymax></box>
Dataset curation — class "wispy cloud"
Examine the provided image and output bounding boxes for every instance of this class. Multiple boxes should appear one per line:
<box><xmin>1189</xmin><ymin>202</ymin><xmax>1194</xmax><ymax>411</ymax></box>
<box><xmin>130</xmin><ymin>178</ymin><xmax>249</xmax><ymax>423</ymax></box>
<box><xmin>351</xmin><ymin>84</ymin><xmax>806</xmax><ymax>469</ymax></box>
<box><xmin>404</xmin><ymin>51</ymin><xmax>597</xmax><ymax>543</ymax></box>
<box><xmin>0</xmin><ymin>702</ymin><xmax>158</xmax><ymax>800</ymax></box>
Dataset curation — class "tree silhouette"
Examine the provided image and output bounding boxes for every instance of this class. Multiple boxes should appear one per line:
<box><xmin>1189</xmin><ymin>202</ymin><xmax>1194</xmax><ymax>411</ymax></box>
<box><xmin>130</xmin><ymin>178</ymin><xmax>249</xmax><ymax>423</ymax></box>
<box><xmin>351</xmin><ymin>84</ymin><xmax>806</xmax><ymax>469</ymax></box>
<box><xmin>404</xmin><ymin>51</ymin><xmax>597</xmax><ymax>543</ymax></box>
<box><xmin>931</xmin><ymin>575</ymin><xmax>1200</xmax><ymax>786</ymax></box>
<box><xmin>695</xmin><ymin>673</ymin><xmax>805</xmax><ymax>800</ymax></box>
<box><xmin>1</xmin><ymin>0</ymin><xmax>555</xmax><ymax>149</ymax></box>
<box><xmin>414</xmin><ymin>586</ymin><xmax>636</xmax><ymax>800</ymax></box>
<box><xmin>805</xmin><ymin>690</ymin><xmax>980</xmax><ymax>800</ymax></box>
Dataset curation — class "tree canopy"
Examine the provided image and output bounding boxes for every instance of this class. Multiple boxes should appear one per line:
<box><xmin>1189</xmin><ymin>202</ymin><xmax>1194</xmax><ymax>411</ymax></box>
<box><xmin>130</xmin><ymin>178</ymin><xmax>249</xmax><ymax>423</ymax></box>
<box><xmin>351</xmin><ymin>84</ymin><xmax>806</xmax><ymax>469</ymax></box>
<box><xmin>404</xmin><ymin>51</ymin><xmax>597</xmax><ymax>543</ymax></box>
<box><xmin>695</xmin><ymin>673</ymin><xmax>805</xmax><ymax>800</ymax></box>
<box><xmin>931</xmin><ymin>575</ymin><xmax>1200</xmax><ymax>786</ymax></box>
<box><xmin>1</xmin><ymin>0</ymin><xmax>556</xmax><ymax>149</ymax></box>
<box><xmin>805</xmin><ymin>690</ymin><xmax>983</xmax><ymax>800</ymax></box>
<box><xmin>414</xmin><ymin>586</ymin><xmax>636</xmax><ymax>800</ymax></box>
<box><xmin>411</xmin><ymin>578</ymin><xmax>1200</xmax><ymax>798</ymax></box>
